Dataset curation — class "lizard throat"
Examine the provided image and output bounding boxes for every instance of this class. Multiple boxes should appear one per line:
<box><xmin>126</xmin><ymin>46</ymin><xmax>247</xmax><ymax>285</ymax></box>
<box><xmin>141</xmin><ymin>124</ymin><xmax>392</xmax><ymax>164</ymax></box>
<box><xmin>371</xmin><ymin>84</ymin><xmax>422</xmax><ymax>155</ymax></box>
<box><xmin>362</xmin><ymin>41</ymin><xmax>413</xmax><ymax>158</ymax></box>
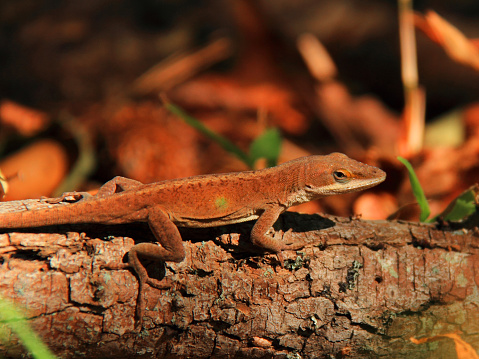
<box><xmin>285</xmin><ymin>188</ymin><xmax>317</xmax><ymax>207</ymax></box>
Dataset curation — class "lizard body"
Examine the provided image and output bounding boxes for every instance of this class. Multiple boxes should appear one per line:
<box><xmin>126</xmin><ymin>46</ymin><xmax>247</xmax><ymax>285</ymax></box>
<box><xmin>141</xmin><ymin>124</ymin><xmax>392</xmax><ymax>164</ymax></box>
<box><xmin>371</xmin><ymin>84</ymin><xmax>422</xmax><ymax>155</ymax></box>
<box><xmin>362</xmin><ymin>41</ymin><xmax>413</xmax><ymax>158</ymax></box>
<box><xmin>0</xmin><ymin>153</ymin><xmax>386</xmax><ymax>326</ymax></box>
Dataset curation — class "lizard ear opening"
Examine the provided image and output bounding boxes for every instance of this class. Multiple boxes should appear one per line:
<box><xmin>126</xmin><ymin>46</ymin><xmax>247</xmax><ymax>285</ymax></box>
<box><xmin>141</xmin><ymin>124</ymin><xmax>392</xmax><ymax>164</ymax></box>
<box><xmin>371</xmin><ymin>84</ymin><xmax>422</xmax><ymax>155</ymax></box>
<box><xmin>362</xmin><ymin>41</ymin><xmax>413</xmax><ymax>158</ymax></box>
<box><xmin>333</xmin><ymin>169</ymin><xmax>352</xmax><ymax>184</ymax></box>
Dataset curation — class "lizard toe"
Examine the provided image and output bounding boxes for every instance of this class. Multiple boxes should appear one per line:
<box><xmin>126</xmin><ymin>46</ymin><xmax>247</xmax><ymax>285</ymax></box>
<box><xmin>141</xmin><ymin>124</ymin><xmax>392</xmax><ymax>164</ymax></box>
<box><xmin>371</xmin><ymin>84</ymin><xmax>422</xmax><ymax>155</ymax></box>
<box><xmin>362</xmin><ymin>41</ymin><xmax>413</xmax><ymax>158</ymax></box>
<box><xmin>146</xmin><ymin>277</ymin><xmax>174</xmax><ymax>290</ymax></box>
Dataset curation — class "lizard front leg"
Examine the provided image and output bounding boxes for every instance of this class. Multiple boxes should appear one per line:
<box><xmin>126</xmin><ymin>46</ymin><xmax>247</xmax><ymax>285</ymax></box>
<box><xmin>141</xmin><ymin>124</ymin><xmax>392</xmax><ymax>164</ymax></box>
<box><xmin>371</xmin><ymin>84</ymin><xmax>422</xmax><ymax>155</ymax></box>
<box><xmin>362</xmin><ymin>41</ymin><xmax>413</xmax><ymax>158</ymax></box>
<box><xmin>251</xmin><ymin>205</ymin><xmax>307</xmax><ymax>254</ymax></box>
<box><xmin>126</xmin><ymin>207</ymin><xmax>185</xmax><ymax>327</ymax></box>
<box><xmin>250</xmin><ymin>205</ymin><xmax>287</xmax><ymax>253</ymax></box>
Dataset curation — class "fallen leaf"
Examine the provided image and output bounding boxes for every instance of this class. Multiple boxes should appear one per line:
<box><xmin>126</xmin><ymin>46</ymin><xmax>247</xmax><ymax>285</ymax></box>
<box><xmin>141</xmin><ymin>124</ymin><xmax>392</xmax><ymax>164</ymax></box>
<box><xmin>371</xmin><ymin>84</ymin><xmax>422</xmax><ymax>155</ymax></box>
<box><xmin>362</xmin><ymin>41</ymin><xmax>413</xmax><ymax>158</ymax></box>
<box><xmin>252</xmin><ymin>337</ymin><xmax>272</xmax><ymax>349</ymax></box>
<box><xmin>0</xmin><ymin>140</ymin><xmax>68</xmax><ymax>200</ymax></box>
<box><xmin>411</xmin><ymin>332</ymin><xmax>479</xmax><ymax>359</ymax></box>
<box><xmin>353</xmin><ymin>192</ymin><xmax>397</xmax><ymax>220</ymax></box>
<box><xmin>297</xmin><ymin>33</ymin><xmax>337</xmax><ymax>81</ymax></box>
<box><xmin>424</xmin><ymin>109</ymin><xmax>465</xmax><ymax>147</ymax></box>
<box><xmin>415</xmin><ymin>11</ymin><xmax>479</xmax><ymax>72</ymax></box>
<box><xmin>0</xmin><ymin>100</ymin><xmax>50</xmax><ymax>136</ymax></box>
<box><xmin>0</xmin><ymin>169</ymin><xmax>8</xmax><ymax>199</ymax></box>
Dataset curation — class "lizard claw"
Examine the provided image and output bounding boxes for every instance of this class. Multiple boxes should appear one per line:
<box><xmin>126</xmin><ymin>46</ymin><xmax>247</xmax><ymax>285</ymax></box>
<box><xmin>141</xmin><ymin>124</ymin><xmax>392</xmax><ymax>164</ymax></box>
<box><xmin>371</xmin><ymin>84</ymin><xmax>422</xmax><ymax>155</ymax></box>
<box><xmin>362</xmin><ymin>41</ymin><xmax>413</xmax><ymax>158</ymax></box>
<box><xmin>283</xmin><ymin>228</ymin><xmax>294</xmax><ymax>244</ymax></box>
<box><xmin>276</xmin><ymin>251</ymin><xmax>285</xmax><ymax>268</ymax></box>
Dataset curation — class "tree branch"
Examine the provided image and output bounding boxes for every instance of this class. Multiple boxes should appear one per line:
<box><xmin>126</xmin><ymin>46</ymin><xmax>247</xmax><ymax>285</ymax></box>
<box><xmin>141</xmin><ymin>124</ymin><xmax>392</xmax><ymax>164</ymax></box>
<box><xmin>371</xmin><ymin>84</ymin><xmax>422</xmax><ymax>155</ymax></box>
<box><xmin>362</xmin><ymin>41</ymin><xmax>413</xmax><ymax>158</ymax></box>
<box><xmin>0</xmin><ymin>199</ymin><xmax>478</xmax><ymax>358</ymax></box>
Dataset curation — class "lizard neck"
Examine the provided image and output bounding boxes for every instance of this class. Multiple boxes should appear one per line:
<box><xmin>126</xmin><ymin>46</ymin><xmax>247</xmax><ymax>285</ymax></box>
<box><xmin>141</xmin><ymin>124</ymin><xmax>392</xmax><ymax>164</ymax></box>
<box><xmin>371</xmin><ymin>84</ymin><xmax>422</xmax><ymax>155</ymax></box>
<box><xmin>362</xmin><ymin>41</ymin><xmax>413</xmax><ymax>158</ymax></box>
<box><xmin>285</xmin><ymin>164</ymin><xmax>313</xmax><ymax>207</ymax></box>
<box><xmin>262</xmin><ymin>159</ymin><xmax>310</xmax><ymax>208</ymax></box>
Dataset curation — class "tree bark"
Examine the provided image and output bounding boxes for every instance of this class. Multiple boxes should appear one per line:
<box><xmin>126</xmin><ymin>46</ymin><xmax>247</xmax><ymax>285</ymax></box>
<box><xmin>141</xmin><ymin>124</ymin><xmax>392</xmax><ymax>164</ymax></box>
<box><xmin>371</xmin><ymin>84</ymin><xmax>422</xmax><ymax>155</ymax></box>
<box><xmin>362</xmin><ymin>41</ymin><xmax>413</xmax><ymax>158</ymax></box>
<box><xmin>0</xmin><ymin>199</ymin><xmax>478</xmax><ymax>358</ymax></box>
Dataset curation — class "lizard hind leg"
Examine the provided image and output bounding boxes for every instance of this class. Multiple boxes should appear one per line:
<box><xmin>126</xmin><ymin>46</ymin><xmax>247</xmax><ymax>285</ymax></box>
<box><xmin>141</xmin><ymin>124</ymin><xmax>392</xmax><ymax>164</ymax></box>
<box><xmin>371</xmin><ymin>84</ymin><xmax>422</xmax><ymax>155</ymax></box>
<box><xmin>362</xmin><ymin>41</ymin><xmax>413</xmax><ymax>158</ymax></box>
<box><xmin>95</xmin><ymin>176</ymin><xmax>143</xmax><ymax>198</ymax></box>
<box><xmin>43</xmin><ymin>177</ymin><xmax>144</xmax><ymax>204</ymax></box>
<box><xmin>127</xmin><ymin>207</ymin><xmax>185</xmax><ymax>327</ymax></box>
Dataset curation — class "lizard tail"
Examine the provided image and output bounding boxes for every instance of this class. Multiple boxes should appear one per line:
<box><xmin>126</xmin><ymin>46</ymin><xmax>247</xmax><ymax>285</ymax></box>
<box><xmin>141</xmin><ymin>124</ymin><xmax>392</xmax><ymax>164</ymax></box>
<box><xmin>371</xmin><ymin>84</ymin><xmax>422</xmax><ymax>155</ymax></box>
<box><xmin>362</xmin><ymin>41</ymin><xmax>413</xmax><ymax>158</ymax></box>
<box><xmin>0</xmin><ymin>200</ymin><xmax>126</xmax><ymax>228</ymax></box>
<box><xmin>1</xmin><ymin>206</ymin><xmax>85</xmax><ymax>228</ymax></box>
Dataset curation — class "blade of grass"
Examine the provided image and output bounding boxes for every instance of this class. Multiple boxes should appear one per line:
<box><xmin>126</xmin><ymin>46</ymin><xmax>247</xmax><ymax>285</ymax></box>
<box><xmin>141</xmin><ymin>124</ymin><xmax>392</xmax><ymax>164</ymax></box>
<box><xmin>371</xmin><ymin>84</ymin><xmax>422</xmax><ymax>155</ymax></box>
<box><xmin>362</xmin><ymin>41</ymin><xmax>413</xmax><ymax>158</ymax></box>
<box><xmin>0</xmin><ymin>296</ymin><xmax>56</xmax><ymax>359</ymax></box>
<box><xmin>164</xmin><ymin>101</ymin><xmax>254</xmax><ymax>168</ymax></box>
<box><xmin>53</xmin><ymin>114</ymin><xmax>96</xmax><ymax>197</ymax></box>
<box><xmin>397</xmin><ymin>156</ymin><xmax>431</xmax><ymax>221</ymax></box>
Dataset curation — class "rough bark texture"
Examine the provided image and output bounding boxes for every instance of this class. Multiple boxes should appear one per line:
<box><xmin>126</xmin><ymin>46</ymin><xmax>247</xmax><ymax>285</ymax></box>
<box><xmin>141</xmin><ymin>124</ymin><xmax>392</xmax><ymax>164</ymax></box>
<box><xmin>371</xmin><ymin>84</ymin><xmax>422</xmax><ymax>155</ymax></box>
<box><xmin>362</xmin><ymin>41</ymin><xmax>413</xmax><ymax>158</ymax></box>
<box><xmin>1</xmin><ymin>199</ymin><xmax>479</xmax><ymax>358</ymax></box>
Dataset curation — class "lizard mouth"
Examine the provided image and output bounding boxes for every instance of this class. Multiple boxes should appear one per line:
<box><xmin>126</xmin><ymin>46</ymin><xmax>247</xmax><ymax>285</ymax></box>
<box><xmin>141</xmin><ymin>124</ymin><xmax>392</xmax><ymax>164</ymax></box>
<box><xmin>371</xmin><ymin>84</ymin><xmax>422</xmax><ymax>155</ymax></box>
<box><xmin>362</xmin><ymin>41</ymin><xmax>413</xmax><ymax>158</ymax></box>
<box><xmin>343</xmin><ymin>176</ymin><xmax>386</xmax><ymax>192</ymax></box>
<box><xmin>304</xmin><ymin>175</ymin><xmax>386</xmax><ymax>196</ymax></box>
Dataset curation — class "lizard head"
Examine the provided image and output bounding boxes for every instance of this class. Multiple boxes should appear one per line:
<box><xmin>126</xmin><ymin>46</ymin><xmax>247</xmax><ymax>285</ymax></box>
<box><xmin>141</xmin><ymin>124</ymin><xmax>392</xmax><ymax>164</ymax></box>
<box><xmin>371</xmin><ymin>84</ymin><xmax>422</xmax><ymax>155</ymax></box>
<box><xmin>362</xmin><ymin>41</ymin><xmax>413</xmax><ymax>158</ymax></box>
<box><xmin>302</xmin><ymin>152</ymin><xmax>386</xmax><ymax>198</ymax></box>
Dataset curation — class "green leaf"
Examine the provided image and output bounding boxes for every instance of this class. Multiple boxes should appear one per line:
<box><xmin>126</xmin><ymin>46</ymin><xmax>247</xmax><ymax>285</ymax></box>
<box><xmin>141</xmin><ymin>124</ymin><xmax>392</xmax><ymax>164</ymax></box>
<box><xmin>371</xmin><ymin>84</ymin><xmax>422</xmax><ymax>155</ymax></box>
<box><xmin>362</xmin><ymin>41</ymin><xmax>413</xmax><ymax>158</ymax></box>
<box><xmin>0</xmin><ymin>296</ymin><xmax>56</xmax><ymax>359</ymax></box>
<box><xmin>249</xmin><ymin>128</ymin><xmax>282</xmax><ymax>168</ymax></box>
<box><xmin>164</xmin><ymin>102</ymin><xmax>254</xmax><ymax>168</ymax></box>
<box><xmin>54</xmin><ymin>115</ymin><xmax>96</xmax><ymax>197</ymax></box>
<box><xmin>435</xmin><ymin>185</ymin><xmax>478</xmax><ymax>222</ymax></box>
<box><xmin>397</xmin><ymin>156</ymin><xmax>431</xmax><ymax>222</ymax></box>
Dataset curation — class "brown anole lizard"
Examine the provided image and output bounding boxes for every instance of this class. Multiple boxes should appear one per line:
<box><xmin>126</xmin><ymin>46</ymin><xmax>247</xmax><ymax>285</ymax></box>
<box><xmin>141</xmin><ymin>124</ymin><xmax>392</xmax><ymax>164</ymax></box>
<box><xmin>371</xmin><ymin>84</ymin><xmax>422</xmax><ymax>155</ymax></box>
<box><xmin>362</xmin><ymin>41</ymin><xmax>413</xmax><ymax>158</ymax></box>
<box><xmin>0</xmin><ymin>153</ymin><xmax>385</xmax><ymax>326</ymax></box>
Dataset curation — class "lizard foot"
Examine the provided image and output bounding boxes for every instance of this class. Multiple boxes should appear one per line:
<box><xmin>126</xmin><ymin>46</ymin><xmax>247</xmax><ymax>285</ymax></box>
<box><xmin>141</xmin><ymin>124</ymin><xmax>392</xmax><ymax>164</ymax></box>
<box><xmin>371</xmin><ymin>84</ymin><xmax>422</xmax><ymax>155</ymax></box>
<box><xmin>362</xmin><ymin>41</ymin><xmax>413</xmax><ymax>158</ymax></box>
<box><xmin>42</xmin><ymin>191</ymin><xmax>92</xmax><ymax>204</ymax></box>
<box><xmin>104</xmin><ymin>262</ymin><xmax>173</xmax><ymax>329</ymax></box>
<box><xmin>276</xmin><ymin>251</ymin><xmax>285</xmax><ymax>268</ymax></box>
<box><xmin>281</xmin><ymin>241</ymin><xmax>308</xmax><ymax>251</ymax></box>
<box><xmin>134</xmin><ymin>276</ymin><xmax>174</xmax><ymax>329</ymax></box>
<box><xmin>145</xmin><ymin>277</ymin><xmax>174</xmax><ymax>290</ymax></box>
<box><xmin>107</xmin><ymin>263</ymin><xmax>173</xmax><ymax>289</ymax></box>
<box><xmin>279</xmin><ymin>228</ymin><xmax>308</xmax><ymax>251</ymax></box>
<box><xmin>275</xmin><ymin>243</ymin><xmax>308</xmax><ymax>267</ymax></box>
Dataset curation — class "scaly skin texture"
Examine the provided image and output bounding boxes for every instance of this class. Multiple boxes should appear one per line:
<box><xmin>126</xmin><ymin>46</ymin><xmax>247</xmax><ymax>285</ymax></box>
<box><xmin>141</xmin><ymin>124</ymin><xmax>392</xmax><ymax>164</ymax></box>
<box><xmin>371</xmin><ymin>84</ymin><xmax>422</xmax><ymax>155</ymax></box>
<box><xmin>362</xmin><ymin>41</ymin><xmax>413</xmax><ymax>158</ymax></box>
<box><xmin>0</xmin><ymin>153</ymin><xmax>386</xmax><ymax>326</ymax></box>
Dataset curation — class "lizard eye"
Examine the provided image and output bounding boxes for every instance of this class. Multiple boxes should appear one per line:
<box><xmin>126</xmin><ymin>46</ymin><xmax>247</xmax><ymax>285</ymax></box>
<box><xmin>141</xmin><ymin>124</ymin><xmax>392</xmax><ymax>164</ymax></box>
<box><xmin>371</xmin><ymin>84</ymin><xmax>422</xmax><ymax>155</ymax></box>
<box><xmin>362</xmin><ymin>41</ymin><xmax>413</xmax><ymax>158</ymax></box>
<box><xmin>333</xmin><ymin>169</ymin><xmax>351</xmax><ymax>183</ymax></box>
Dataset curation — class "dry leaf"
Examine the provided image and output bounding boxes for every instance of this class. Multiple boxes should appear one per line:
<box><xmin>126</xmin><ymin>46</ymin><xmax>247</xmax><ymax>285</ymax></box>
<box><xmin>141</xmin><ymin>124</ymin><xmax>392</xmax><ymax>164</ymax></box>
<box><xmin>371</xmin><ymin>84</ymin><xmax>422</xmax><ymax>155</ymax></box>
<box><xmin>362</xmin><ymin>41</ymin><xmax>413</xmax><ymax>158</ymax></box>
<box><xmin>411</xmin><ymin>332</ymin><xmax>479</xmax><ymax>359</ymax></box>
<box><xmin>0</xmin><ymin>140</ymin><xmax>68</xmax><ymax>200</ymax></box>
<box><xmin>133</xmin><ymin>37</ymin><xmax>233</xmax><ymax>94</ymax></box>
<box><xmin>297</xmin><ymin>33</ymin><xmax>337</xmax><ymax>81</ymax></box>
<box><xmin>353</xmin><ymin>192</ymin><xmax>397</xmax><ymax>220</ymax></box>
<box><xmin>415</xmin><ymin>11</ymin><xmax>479</xmax><ymax>72</ymax></box>
<box><xmin>0</xmin><ymin>100</ymin><xmax>50</xmax><ymax>136</ymax></box>
<box><xmin>0</xmin><ymin>169</ymin><xmax>8</xmax><ymax>200</ymax></box>
<box><xmin>252</xmin><ymin>337</ymin><xmax>272</xmax><ymax>348</ymax></box>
